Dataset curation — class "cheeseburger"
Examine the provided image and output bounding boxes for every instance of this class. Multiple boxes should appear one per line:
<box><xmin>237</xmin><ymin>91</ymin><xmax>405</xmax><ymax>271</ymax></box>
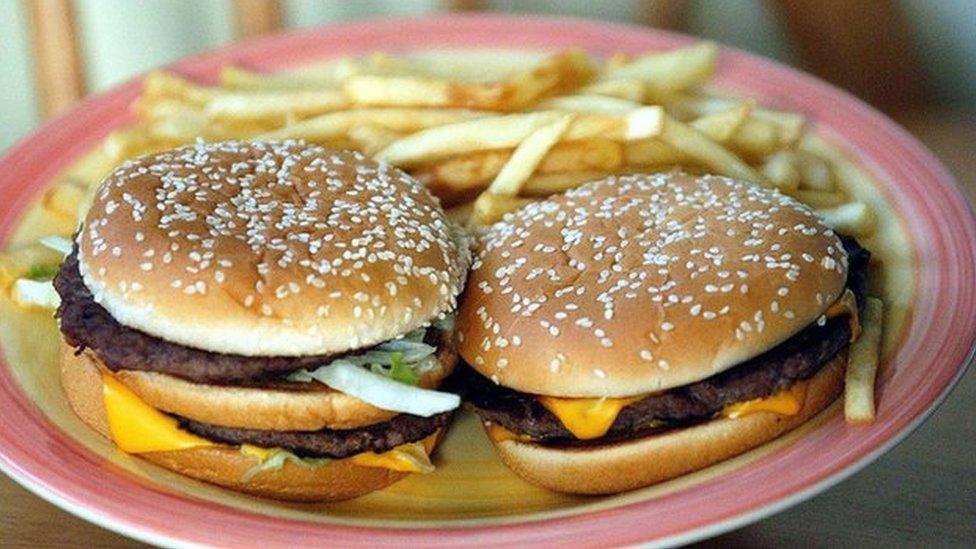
<box><xmin>55</xmin><ymin>141</ymin><xmax>469</xmax><ymax>501</ymax></box>
<box><xmin>457</xmin><ymin>172</ymin><xmax>868</xmax><ymax>494</ymax></box>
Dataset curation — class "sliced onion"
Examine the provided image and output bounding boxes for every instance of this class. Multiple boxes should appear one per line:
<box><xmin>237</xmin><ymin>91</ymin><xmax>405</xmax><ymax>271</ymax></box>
<box><xmin>293</xmin><ymin>360</ymin><xmax>459</xmax><ymax>417</ymax></box>
<box><xmin>39</xmin><ymin>236</ymin><xmax>73</xmax><ymax>255</ymax></box>
<box><xmin>11</xmin><ymin>279</ymin><xmax>61</xmax><ymax>309</ymax></box>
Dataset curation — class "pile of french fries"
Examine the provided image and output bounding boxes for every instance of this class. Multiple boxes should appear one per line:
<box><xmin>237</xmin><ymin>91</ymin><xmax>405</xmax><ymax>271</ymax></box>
<box><xmin>1</xmin><ymin>42</ymin><xmax>882</xmax><ymax>422</ymax></box>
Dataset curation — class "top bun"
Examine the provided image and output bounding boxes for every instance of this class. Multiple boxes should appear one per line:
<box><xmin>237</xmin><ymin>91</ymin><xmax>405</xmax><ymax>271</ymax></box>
<box><xmin>457</xmin><ymin>172</ymin><xmax>848</xmax><ymax>397</ymax></box>
<box><xmin>78</xmin><ymin>141</ymin><xmax>469</xmax><ymax>356</ymax></box>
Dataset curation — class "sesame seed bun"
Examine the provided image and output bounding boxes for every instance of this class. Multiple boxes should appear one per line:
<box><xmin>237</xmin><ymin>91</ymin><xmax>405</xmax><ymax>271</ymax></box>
<box><xmin>60</xmin><ymin>342</ymin><xmax>440</xmax><ymax>502</ymax></box>
<box><xmin>458</xmin><ymin>173</ymin><xmax>848</xmax><ymax>397</ymax></box>
<box><xmin>484</xmin><ymin>351</ymin><xmax>846</xmax><ymax>495</ymax></box>
<box><xmin>77</xmin><ymin>141</ymin><xmax>469</xmax><ymax>356</ymax></box>
<box><xmin>104</xmin><ymin>330</ymin><xmax>458</xmax><ymax>431</ymax></box>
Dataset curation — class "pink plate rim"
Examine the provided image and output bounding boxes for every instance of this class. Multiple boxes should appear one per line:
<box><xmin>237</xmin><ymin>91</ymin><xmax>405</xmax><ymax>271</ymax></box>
<box><xmin>0</xmin><ymin>14</ymin><xmax>974</xmax><ymax>548</ymax></box>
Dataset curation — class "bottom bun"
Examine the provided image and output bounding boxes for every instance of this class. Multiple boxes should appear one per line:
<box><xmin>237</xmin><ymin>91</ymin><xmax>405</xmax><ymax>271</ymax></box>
<box><xmin>60</xmin><ymin>343</ymin><xmax>431</xmax><ymax>502</ymax></box>
<box><xmin>485</xmin><ymin>352</ymin><xmax>847</xmax><ymax>495</ymax></box>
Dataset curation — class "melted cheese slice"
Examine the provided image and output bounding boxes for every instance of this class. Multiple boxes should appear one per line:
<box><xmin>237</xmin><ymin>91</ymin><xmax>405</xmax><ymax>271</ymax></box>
<box><xmin>348</xmin><ymin>432</ymin><xmax>438</xmax><ymax>474</ymax></box>
<box><xmin>537</xmin><ymin>395</ymin><xmax>642</xmax><ymax>439</ymax></box>
<box><xmin>243</xmin><ymin>433</ymin><xmax>437</xmax><ymax>474</ymax></box>
<box><xmin>102</xmin><ymin>373</ymin><xmax>215</xmax><ymax>453</ymax></box>
<box><xmin>723</xmin><ymin>381</ymin><xmax>808</xmax><ymax>419</ymax></box>
<box><xmin>826</xmin><ymin>288</ymin><xmax>861</xmax><ymax>340</ymax></box>
<box><xmin>485</xmin><ymin>422</ymin><xmax>535</xmax><ymax>443</ymax></box>
<box><xmin>103</xmin><ymin>373</ymin><xmax>435</xmax><ymax>473</ymax></box>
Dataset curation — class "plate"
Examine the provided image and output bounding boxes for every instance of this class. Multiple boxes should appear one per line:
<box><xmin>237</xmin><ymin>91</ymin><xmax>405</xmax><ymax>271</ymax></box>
<box><xmin>1</xmin><ymin>15</ymin><xmax>974</xmax><ymax>548</ymax></box>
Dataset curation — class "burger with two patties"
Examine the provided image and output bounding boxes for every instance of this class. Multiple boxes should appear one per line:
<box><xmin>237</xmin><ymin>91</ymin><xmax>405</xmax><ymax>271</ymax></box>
<box><xmin>56</xmin><ymin>141</ymin><xmax>469</xmax><ymax>501</ymax></box>
<box><xmin>457</xmin><ymin>172</ymin><xmax>868</xmax><ymax>494</ymax></box>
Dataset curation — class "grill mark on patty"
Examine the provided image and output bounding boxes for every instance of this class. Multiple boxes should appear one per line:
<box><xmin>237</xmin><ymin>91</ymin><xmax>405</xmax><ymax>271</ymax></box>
<box><xmin>54</xmin><ymin>247</ymin><xmax>445</xmax><ymax>384</ymax></box>
<box><xmin>462</xmin><ymin>236</ymin><xmax>869</xmax><ymax>445</ymax></box>
<box><xmin>179</xmin><ymin>410</ymin><xmax>454</xmax><ymax>458</ymax></box>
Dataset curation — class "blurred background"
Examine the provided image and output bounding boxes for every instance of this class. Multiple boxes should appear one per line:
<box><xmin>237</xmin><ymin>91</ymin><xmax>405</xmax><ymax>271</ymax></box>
<box><xmin>2</xmin><ymin>0</ymin><xmax>975</xmax><ymax>151</ymax></box>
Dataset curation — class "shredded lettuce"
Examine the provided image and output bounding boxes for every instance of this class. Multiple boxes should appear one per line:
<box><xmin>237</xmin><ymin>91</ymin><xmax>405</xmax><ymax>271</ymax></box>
<box><xmin>291</xmin><ymin>315</ymin><xmax>454</xmax><ymax>387</ymax></box>
<box><xmin>26</xmin><ymin>264</ymin><xmax>59</xmax><ymax>281</ymax></box>
<box><xmin>369</xmin><ymin>352</ymin><xmax>421</xmax><ymax>385</ymax></box>
<box><xmin>240</xmin><ymin>445</ymin><xmax>332</xmax><ymax>481</ymax></box>
<box><xmin>39</xmin><ymin>236</ymin><xmax>73</xmax><ymax>255</ymax></box>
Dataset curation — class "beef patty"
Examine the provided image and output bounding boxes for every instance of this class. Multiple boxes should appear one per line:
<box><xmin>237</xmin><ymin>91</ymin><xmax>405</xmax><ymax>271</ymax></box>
<box><xmin>54</xmin><ymin>248</ymin><xmax>445</xmax><ymax>385</ymax></box>
<box><xmin>462</xmin><ymin>237</ymin><xmax>869</xmax><ymax>446</ymax></box>
<box><xmin>179</xmin><ymin>409</ymin><xmax>454</xmax><ymax>459</ymax></box>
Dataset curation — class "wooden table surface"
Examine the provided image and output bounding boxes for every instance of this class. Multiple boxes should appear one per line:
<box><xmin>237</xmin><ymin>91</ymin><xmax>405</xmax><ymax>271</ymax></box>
<box><xmin>1</xmin><ymin>111</ymin><xmax>974</xmax><ymax>548</ymax></box>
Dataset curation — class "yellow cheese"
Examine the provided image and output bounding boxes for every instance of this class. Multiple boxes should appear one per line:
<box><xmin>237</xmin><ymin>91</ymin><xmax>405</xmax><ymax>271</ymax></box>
<box><xmin>723</xmin><ymin>381</ymin><xmax>808</xmax><ymax>419</ymax></box>
<box><xmin>347</xmin><ymin>432</ymin><xmax>438</xmax><ymax>473</ymax></box>
<box><xmin>103</xmin><ymin>372</ymin><xmax>436</xmax><ymax>474</ymax></box>
<box><xmin>102</xmin><ymin>373</ymin><xmax>215</xmax><ymax>453</ymax></box>
<box><xmin>825</xmin><ymin>288</ymin><xmax>861</xmax><ymax>341</ymax></box>
<box><xmin>537</xmin><ymin>395</ymin><xmax>642</xmax><ymax>440</ymax></box>
<box><xmin>485</xmin><ymin>422</ymin><xmax>535</xmax><ymax>443</ymax></box>
<box><xmin>240</xmin><ymin>444</ymin><xmax>276</xmax><ymax>461</ymax></box>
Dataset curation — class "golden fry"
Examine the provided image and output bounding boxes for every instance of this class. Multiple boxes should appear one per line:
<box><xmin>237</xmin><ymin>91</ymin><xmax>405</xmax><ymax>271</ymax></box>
<box><xmin>816</xmin><ymin>202</ymin><xmax>875</xmax><ymax>236</ymax></box>
<box><xmin>624</xmin><ymin>139</ymin><xmax>687</xmax><ymax>166</ymax></box>
<box><xmin>488</xmin><ymin>115</ymin><xmax>575</xmax><ymax>196</ymax></box>
<box><xmin>344</xmin><ymin>50</ymin><xmax>595</xmax><ymax>111</ymax></box>
<box><xmin>659</xmin><ymin>115</ymin><xmax>765</xmax><ymax>184</ymax></box>
<box><xmin>690</xmin><ymin>102</ymin><xmax>752</xmax><ymax>143</ymax></box>
<box><xmin>604</xmin><ymin>43</ymin><xmax>718</xmax><ymax>98</ymax></box>
<box><xmin>760</xmin><ymin>151</ymin><xmax>801</xmax><ymax>192</ymax></box>
<box><xmin>261</xmin><ymin>108</ymin><xmax>488</xmax><ymax>143</ymax></box>
<box><xmin>845</xmin><ymin>297</ymin><xmax>884</xmax><ymax>424</ymax></box>
<box><xmin>471</xmin><ymin>192</ymin><xmax>533</xmax><ymax>226</ymax></box>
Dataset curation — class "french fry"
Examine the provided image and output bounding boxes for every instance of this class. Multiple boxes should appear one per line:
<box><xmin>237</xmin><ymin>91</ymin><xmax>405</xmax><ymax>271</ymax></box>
<box><xmin>727</xmin><ymin>118</ymin><xmax>782</xmax><ymax>158</ymax></box>
<box><xmin>760</xmin><ymin>151</ymin><xmax>801</xmax><ymax>192</ymax></box>
<box><xmin>795</xmin><ymin>150</ymin><xmax>836</xmax><ymax>191</ymax></box>
<box><xmin>344</xmin><ymin>50</ymin><xmax>595</xmax><ymax>111</ymax></box>
<box><xmin>472</xmin><ymin>192</ymin><xmax>533</xmax><ymax>226</ymax></box>
<box><xmin>102</xmin><ymin>127</ymin><xmax>162</xmax><ymax>162</ymax></box>
<box><xmin>402</xmin><ymin>50</ymin><xmax>545</xmax><ymax>82</ymax></box>
<box><xmin>790</xmin><ymin>190</ymin><xmax>847</xmax><ymax>209</ymax></box>
<box><xmin>424</xmin><ymin>139</ymin><xmax>623</xmax><ymax>193</ymax></box>
<box><xmin>670</xmin><ymin>93</ymin><xmax>805</xmax><ymax>132</ymax></box>
<box><xmin>377</xmin><ymin>108</ymin><xmax>663</xmax><ymax>167</ymax></box>
<box><xmin>690</xmin><ymin>102</ymin><xmax>752</xmax><ymax>143</ymax></box>
<box><xmin>624</xmin><ymin>139</ymin><xmax>688</xmax><ymax>166</ymax></box>
<box><xmin>41</xmin><ymin>181</ymin><xmax>88</xmax><ymax>220</ymax></box>
<box><xmin>563</xmin><ymin>107</ymin><xmax>664</xmax><ymax>141</ymax></box>
<box><xmin>0</xmin><ymin>243</ymin><xmax>64</xmax><ymax>290</ymax></box>
<box><xmin>539</xmin><ymin>139</ymin><xmax>623</xmax><ymax>173</ymax></box>
<box><xmin>204</xmin><ymin>89</ymin><xmax>349</xmax><ymax>122</ymax></box>
<box><xmin>221</xmin><ymin>55</ymin><xmax>405</xmax><ymax>89</ymax></box>
<box><xmin>61</xmin><ymin>146</ymin><xmax>117</xmax><ymax>190</ymax></box>
<box><xmin>220</xmin><ymin>66</ymin><xmax>344</xmax><ymax>89</ymax></box>
<box><xmin>260</xmin><ymin>108</ymin><xmax>489</xmax><ymax>143</ymax></box>
<box><xmin>816</xmin><ymin>202</ymin><xmax>875</xmax><ymax>236</ymax></box>
<box><xmin>658</xmin><ymin>115</ymin><xmax>765</xmax><ymax>184</ymax></box>
<box><xmin>755</xmin><ymin>111</ymin><xmax>805</xmax><ymax>145</ymax></box>
<box><xmin>142</xmin><ymin>71</ymin><xmax>214</xmax><ymax>105</ymax></box>
<box><xmin>488</xmin><ymin>115</ymin><xmax>574</xmax><ymax>196</ymax></box>
<box><xmin>425</xmin><ymin>151</ymin><xmax>511</xmax><ymax>192</ymax></box>
<box><xmin>845</xmin><ymin>297</ymin><xmax>884</xmax><ymax>424</ymax></box>
<box><xmin>522</xmin><ymin>171</ymin><xmax>614</xmax><ymax>196</ymax></box>
<box><xmin>537</xmin><ymin>94</ymin><xmax>642</xmax><ymax>113</ymax></box>
<box><xmin>603</xmin><ymin>43</ymin><xmax>718</xmax><ymax>98</ymax></box>
<box><xmin>346</xmin><ymin>124</ymin><xmax>403</xmax><ymax>155</ymax></box>
<box><xmin>578</xmin><ymin>78</ymin><xmax>646</xmax><ymax>102</ymax></box>
<box><xmin>376</xmin><ymin>112</ymin><xmax>562</xmax><ymax>166</ymax></box>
